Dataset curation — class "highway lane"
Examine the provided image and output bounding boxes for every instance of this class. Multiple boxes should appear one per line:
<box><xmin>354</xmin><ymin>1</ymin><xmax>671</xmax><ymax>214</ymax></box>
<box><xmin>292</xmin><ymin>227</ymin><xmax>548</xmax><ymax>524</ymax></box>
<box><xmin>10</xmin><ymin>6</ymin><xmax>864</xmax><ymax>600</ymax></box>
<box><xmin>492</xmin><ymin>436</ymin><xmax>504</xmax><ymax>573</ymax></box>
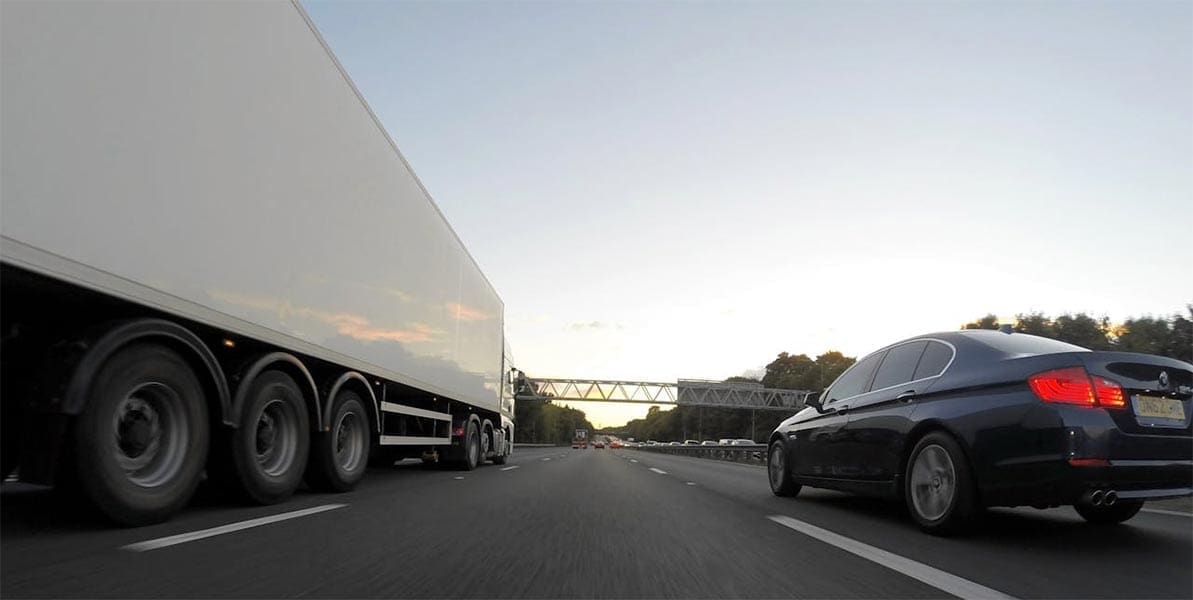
<box><xmin>620</xmin><ymin>449</ymin><xmax>1193</xmax><ymax>599</ymax></box>
<box><xmin>1</xmin><ymin>446</ymin><xmax>1189</xmax><ymax>598</ymax></box>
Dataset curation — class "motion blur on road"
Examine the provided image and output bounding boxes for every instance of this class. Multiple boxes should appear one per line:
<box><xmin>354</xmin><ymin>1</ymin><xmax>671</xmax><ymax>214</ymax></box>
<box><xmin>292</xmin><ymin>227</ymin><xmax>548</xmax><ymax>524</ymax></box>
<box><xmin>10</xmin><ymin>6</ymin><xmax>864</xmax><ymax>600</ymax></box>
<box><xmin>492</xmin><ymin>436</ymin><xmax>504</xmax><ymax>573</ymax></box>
<box><xmin>3</xmin><ymin>447</ymin><xmax>1191</xmax><ymax>599</ymax></box>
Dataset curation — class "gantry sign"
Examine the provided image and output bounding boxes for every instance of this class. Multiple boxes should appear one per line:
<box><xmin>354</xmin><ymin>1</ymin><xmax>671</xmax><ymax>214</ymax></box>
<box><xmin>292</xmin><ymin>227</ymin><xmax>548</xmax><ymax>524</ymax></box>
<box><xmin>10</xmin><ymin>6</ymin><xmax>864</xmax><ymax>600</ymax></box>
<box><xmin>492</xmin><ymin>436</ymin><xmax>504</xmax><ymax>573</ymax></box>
<box><xmin>516</xmin><ymin>377</ymin><xmax>811</xmax><ymax>412</ymax></box>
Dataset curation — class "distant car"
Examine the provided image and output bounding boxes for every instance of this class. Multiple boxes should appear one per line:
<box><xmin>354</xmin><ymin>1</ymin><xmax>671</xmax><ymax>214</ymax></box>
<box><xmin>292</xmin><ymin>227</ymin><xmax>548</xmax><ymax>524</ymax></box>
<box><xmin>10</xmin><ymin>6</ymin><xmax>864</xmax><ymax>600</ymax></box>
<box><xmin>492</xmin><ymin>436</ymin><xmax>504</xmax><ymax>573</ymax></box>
<box><xmin>593</xmin><ymin>441</ymin><xmax>605</xmax><ymax>449</ymax></box>
<box><xmin>730</xmin><ymin>439</ymin><xmax>755</xmax><ymax>446</ymax></box>
<box><xmin>646</xmin><ymin>440</ymin><xmax>659</xmax><ymax>446</ymax></box>
<box><xmin>668</xmin><ymin>441</ymin><xmax>682</xmax><ymax>446</ymax></box>
<box><xmin>701</xmin><ymin>441</ymin><xmax>718</xmax><ymax>446</ymax></box>
<box><xmin>610</xmin><ymin>441</ymin><xmax>623</xmax><ymax>449</ymax></box>
<box><xmin>767</xmin><ymin>330</ymin><xmax>1193</xmax><ymax>535</ymax></box>
<box><xmin>718</xmin><ymin>438</ymin><xmax>733</xmax><ymax>446</ymax></box>
<box><xmin>684</xmin><ymin>440</ymin><xmax>700</xmax><ymax>445</ymax></box>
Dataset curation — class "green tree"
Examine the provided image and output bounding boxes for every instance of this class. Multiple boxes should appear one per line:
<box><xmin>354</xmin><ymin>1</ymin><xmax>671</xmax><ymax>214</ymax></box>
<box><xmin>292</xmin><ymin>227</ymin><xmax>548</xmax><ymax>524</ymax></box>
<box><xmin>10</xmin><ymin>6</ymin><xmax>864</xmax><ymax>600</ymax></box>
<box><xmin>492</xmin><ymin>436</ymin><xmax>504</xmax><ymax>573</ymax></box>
<box><xmin>963</xmin><ymin>314</ymin><xmax>999</xmax><ymax>330</ymax></box>
<box><xmin>813</xmin><ymin>351</ymin><xmax>855</xmax><ymax>389</ymax></box>
<box><xmin>1052</xmin><ymin>313</ymin><xmax>1112</xmax><ymax>349</ymax></box>
<box><xmin>1116</xmin><ymin>316</ymin><xmax>1172</xmax><ymax>357</ymax></box>
<box><xmin>1013</xmin><ymin>312</ymin><xmax>1054</xmax><ymax>337</ymax></box>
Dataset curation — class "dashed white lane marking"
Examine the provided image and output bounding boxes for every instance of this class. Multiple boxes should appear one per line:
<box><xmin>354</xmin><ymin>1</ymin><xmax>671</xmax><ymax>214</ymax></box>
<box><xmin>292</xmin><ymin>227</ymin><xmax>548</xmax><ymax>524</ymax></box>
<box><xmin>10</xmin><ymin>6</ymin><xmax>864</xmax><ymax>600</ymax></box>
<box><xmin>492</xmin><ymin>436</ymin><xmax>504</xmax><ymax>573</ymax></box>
<box><xmin>453</xmin><ymin>476</ymin><xmax>464</xmax><ymax>480</ymax></box>
<box><xmin>500</xmin><ymin>465</ymin><xmax>520</xmax><ymax>471</ymax></box>
<box><xmin>649</xmin><ymin>467</ymin><xmax>668</xmax><ymax>475</ymax></box>
<box><xmin>541</xmin><ymin>457</ymin><xmax>552</xmax><ymax>461</ymax></box>
<box><xmin>122</xmin><ymin>504</ymin><xmax>347</xmax><ymax>552</ymax></box>
<box><xmin>1142</xmin><ymin>508</ymin><xmax>1193</xmax><ymax>518</ymax></box>
<box><xmin>630</xmin><ymin>459</ymin><xmax>639</xmax><ymax>463</ymax></box>
<box><xmin>767</xmin><ymin>515</ymin><xmax>1014</xmax><ymax>600</ymax></box>
<box><xmin>686</xmin><ymin>481</ymin><xmax>696</xmax><ymax>485</ymax></box>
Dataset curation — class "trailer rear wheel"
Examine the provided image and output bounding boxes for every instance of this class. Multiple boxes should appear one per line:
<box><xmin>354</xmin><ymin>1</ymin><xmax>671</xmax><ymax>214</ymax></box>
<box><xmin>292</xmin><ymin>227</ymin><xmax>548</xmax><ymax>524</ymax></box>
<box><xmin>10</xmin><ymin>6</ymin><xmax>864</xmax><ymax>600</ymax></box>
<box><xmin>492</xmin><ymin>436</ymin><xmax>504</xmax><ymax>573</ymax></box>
<box><xmin>306</xmin><ymin>389</ymin><xmax>370</xmax><ymax>492</ymax></box>
<box><xmin>459</xmin><ymin>420</ymin><xmax>480</xmax><ymax>471</ymax></box>
<box><xmin>230</xmin><ymin>370</ymin><xmax>309</xmax><ymax>504</ymax></box>
<box><xmin>74</xmin><ymin>343</ymin><xmax>208</xmax><ymax>525</ymax></box>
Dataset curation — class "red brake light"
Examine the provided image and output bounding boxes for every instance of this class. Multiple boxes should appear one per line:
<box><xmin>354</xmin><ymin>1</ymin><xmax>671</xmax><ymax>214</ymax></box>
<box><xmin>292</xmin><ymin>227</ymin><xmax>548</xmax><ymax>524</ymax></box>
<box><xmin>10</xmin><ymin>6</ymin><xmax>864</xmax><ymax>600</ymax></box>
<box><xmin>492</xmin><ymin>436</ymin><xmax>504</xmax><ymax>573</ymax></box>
<box><xmin>1029</xmin><ymin>367</ymin><xmax>1126</xmax><ymax>408</ymax></box>
<box><xmin>1028</xmin><ymin>367</ymin><xmax>1095</xmax><ymax>405</ymax></box>
<box><xmin>1092</xmin><ymin>376</ymin><xmax>1125</xmax><ymax>408</ymax></box>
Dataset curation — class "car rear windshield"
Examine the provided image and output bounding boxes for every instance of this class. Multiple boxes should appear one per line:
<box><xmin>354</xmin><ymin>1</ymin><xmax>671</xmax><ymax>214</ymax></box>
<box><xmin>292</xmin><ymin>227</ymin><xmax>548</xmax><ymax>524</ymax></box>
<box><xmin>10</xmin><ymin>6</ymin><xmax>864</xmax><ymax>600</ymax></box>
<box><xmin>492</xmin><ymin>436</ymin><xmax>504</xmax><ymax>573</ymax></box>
<box><xmin>967</xmin><ymin>332</ymin><xmax>1089</xmax><ymax>356</ymax></box>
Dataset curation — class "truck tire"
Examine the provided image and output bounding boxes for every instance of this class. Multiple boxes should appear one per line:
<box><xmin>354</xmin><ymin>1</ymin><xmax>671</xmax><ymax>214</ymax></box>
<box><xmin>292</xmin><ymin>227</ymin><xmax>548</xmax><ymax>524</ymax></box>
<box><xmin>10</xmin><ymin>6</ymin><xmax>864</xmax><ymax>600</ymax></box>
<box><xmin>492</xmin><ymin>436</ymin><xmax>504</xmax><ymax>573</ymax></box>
<box><xmin>306</xmin><ymin>389</ymin><xmax>370</xmax><ymax>492</ymax></box>
<box><xmin>493</xmin><ymin>435</ymin><xmax>510</xmax><ymax>465</ymax></box>
<box><xmin>73</xmin><ymin>343</ymin><xmax>209</xmax><ymax>525</ymax></box>
<box><xmin>230</xmin><ymin>370</ymin><xmax>309</xmax><ymax>504</ymax></box>
<box><xmin>458</xmin><ymin>420</ymin><xmax>480</xmax><ymax>471</ymax></box>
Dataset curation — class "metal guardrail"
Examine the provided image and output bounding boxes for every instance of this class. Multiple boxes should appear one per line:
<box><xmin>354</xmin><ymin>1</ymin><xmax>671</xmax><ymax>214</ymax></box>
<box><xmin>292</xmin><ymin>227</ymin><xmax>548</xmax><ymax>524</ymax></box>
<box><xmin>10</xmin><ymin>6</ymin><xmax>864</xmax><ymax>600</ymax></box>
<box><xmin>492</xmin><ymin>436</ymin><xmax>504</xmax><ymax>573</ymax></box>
<box><xmin>630</xmin><ymin>444</ymin><xmax>768</xmax><ymax>466</ymax></box>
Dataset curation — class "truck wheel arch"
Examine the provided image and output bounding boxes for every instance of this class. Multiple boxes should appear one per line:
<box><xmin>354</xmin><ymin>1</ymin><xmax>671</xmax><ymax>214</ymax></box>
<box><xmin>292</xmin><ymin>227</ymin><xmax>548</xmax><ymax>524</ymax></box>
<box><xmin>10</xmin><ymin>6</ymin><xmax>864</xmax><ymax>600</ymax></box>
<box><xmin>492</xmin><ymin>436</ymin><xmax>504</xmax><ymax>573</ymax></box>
<box><xmin>231</xmin><ymin>352</ymin><xmax>320</xmax><ymax>430</ymax></box>
<box><xmin>62</xmin><ymin>318</ymin><xmax>231</xmax><ymax>424</ymax></box>
<box><xmin>323</xmin><ymin>371</ymin><xmax>380</xmax><ymax>433</ymax></box>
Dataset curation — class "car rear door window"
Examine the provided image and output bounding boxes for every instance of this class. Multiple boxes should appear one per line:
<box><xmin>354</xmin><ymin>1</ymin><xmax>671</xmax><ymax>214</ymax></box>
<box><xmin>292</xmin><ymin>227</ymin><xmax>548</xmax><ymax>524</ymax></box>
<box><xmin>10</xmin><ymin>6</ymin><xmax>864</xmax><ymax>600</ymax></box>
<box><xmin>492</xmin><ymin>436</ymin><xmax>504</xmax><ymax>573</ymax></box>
<box><xmin>871</xmin><ymin>341</ymin><xmax>928</xmax><ymax>391</ymax></box>
<box><xmin>912</xmin><ymin>341</ymin><xmax>953</xmax><ymax>380</ymax></box>
<box><xmin>826</xmin><ymin>352</ymin><xmax>884</xmax><ymax>403</ymax></box>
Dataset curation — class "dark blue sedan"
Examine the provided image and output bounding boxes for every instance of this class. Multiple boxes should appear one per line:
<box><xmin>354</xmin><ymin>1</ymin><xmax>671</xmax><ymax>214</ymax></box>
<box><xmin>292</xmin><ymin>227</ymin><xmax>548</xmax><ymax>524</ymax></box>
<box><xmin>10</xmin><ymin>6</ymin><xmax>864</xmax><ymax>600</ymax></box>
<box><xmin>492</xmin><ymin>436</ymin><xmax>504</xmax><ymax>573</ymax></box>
<box><xmin>767</xmin><ymin>330</ymin><xmax>1193</xmax><ymax>535</ymax></box>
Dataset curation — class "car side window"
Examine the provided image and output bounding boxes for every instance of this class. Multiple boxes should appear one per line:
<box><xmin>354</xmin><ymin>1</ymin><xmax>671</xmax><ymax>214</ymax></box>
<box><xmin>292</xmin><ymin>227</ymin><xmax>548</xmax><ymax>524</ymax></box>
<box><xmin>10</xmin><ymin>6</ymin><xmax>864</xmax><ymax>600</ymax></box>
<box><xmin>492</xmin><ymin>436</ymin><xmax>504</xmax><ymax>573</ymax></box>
<box><xmin>871</xmin><ymin>341</ymin><xmax>928</xmax><ymax>391</ymax></box>
<box><xmin>825</xmin><ymin>352</ymin><xmax>884</xmax><ymax>403</ymax></box>
<box><xmin>912</xmin><ymin>341</ymin><xmax>953</xmax><ymax>380</ymax></box>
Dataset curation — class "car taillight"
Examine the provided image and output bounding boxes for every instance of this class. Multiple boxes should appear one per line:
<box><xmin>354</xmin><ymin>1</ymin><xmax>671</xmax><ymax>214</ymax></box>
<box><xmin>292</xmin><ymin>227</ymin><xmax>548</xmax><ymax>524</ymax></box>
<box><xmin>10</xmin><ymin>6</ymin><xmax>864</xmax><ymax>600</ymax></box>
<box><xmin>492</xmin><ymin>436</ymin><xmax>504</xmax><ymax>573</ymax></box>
<box><xmin>452</xmin><ymin>425</ymin><xmax>465</xmax><ymax>436</ymax></box>
<box><xmin>1028</xmin><ymin>367</ymin><xmax>1125</xmax><ymax>408</ymax></box>
<box><xmin>1091</xmin><ymin>376</ymin><xmax>1125</xmax><ymax>407</ymax></box>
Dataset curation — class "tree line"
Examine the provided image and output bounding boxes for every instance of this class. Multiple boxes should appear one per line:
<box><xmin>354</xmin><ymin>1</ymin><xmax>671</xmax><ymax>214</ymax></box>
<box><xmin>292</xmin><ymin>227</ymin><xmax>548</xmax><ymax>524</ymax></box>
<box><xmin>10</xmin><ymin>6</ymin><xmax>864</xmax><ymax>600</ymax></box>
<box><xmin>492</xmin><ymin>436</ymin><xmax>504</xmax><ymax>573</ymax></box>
<box><xmin>963</xmin><ymin>306</ymin><xmax>1191</xmax><ymax>362</ymax></box>
<box><xmin>516</xmin><ymin>306</ymin><xmax>1191</xmax><ymax>443</ymax></box>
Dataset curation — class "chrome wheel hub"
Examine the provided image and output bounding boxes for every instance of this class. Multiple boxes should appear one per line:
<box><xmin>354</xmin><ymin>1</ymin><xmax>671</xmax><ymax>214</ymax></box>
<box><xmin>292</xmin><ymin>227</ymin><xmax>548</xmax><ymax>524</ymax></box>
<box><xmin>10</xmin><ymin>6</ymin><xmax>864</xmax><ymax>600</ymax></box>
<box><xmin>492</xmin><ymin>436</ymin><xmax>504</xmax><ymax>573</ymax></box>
<box><xmin>910</xmin><ymin>444</ymin><xmax>956</xmax><ymax>521</ymax></box>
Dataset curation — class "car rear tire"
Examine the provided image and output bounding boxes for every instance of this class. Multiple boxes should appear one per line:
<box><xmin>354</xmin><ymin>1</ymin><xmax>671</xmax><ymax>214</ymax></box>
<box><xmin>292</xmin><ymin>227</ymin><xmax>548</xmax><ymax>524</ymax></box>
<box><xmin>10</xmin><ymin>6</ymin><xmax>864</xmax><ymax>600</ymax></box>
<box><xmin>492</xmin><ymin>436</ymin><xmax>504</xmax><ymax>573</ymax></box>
<box><xmin>905</xmin><ymin>432</ymin><xmax>978</xmax><ymax>535</ymax></box>
<box><xmin>74</xmin><ymin>343</ymin><xmax>209</xmax><ymax>525</ymax></box>
<box><xmin>306</xmin><ymin>389</ymin><xmax>370</xmax><ymax>492</ymax></box>
<box><xmin>767</xmin><ymin>440</ymin><xmax>801</xmax><ymax>497</ymax></box>
<box><xmin>1074</xmin><ymin>499</ymin><xmax>1144</xmax><ymax>524</ymax></box>
<box><xmin>229</xmin><ymin>370</ymin><xmax>309</xmax><ymax>504</ymax></box>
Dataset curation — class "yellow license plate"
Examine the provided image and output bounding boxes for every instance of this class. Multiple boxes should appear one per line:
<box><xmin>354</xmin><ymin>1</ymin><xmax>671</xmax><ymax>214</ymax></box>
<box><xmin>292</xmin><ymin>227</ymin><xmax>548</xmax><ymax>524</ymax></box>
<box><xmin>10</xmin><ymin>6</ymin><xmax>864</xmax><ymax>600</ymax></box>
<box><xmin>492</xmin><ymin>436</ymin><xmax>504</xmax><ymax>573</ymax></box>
<box><xmin>1134</xmin><ymin>395</ymin><xmax>1186</xmax><ymax>420</ymax></box>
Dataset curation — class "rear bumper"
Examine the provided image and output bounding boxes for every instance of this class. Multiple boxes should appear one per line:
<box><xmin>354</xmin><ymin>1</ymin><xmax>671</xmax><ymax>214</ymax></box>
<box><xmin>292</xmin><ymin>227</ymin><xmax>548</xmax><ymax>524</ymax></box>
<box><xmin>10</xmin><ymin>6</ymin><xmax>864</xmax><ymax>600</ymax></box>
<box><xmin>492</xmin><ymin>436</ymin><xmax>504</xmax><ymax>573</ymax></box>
<box><xmin>983</xmin><ymin>458</ymin><xmax>1193</xmax><ymax>506</ymax></box>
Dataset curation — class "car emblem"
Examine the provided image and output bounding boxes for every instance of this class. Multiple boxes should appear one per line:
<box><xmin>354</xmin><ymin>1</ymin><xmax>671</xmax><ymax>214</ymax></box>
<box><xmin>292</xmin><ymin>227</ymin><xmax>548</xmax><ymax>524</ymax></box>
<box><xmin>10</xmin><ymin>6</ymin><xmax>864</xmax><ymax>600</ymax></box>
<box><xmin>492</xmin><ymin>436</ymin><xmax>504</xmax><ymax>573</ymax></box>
<box><xmin>1158</xmin><ymin>371</ymin><xmax>1169</xmax><ymax>389</ymax></box>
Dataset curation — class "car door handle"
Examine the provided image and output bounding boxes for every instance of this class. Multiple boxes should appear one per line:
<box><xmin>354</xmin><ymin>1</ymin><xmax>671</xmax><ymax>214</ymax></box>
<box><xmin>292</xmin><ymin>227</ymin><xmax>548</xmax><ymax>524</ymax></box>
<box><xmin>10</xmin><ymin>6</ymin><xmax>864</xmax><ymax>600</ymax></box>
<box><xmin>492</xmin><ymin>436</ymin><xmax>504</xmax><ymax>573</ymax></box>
<box><xmin>896</xmin><ymin>391</ymin><xmax>917</xmax><ymax>402</ymax></box>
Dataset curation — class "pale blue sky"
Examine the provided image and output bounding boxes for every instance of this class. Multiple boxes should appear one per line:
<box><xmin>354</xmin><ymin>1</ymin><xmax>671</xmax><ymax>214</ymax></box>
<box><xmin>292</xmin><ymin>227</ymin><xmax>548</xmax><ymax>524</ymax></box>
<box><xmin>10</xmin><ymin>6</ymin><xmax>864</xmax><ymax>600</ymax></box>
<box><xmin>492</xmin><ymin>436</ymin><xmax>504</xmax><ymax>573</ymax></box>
<box><xmin>304</xmin><ymin>0</ymin><xmax>1192</xmax><ymax>426</ymax></box>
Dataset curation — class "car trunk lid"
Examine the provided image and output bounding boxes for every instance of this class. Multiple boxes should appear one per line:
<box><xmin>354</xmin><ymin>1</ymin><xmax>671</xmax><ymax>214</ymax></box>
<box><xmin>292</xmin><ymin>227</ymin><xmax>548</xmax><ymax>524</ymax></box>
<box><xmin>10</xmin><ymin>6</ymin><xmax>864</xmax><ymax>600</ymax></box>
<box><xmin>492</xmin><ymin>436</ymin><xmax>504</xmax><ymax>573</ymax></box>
<box><xmin>1080</xmin><ymin>352</ymin><xmax>1192</xmax><ymax>437</ymax></box>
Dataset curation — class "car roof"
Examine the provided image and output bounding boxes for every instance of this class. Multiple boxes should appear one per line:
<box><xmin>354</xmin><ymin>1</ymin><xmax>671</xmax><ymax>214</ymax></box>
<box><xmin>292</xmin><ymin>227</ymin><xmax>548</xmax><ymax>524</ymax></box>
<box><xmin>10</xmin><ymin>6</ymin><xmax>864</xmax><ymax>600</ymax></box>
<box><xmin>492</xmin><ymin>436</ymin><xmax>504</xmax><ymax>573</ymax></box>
<box><xmin>875</xmin><ymin>330</ymin><xmax>1089</xmax><ymax>359</ymax></box>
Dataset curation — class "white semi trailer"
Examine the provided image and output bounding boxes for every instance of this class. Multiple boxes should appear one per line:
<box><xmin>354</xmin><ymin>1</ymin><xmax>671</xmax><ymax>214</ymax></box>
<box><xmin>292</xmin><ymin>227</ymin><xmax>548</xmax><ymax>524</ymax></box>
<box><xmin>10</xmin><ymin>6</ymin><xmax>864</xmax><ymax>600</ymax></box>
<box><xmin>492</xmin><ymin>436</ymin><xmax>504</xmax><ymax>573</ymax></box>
<box><xmin>0</xmin><ymin>1</ymin><xmax>516</xmax><ymax>525</ymax></box>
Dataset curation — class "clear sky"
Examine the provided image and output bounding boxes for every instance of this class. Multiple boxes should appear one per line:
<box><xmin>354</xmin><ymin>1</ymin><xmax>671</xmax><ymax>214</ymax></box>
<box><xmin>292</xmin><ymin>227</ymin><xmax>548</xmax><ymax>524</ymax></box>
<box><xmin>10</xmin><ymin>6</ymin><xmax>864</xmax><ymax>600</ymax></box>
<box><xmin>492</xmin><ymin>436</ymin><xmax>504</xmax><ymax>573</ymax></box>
<box><xmin>304</xmin><ymin>0</ymin><xmax>1192</xmax><ymax>428</ymax></box>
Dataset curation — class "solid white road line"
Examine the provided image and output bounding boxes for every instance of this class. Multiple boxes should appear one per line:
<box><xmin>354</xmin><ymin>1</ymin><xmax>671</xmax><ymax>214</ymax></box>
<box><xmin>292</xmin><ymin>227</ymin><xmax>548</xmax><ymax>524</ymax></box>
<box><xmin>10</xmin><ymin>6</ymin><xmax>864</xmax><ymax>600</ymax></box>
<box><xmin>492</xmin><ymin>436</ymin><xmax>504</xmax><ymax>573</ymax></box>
<box><xmin>767</xmin><ymin>515</ymin><xmax>1014</xmax><ymax>600</ymax></box>
<box><xmin>1142</xmin><ymin>508</ymin><xmax>1193</xmax><ymax>518</ymax></box>
<box><xmin>122</xmin><ymin>504</ymin><xmax>347</xmax><ymax>552</ymax></box>
<box><xmin>649</xmin><ymin>467</ymin><xmax>668</xmax><ymax>475</ymax></box>
<box><xmin>500</xmin><ymin>465</ymin><xmax>520</xmax><ymax>471</ymax></box>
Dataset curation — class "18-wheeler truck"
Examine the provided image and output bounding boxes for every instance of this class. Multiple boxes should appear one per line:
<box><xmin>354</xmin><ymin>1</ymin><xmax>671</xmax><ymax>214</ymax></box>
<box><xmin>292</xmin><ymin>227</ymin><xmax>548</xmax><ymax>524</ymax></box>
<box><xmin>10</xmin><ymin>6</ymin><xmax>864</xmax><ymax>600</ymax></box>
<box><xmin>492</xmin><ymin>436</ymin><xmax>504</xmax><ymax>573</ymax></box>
<box><xmin>0</xmin><ymin>1</ymin><xmax>516</xmax><ymax>525</ymax></box>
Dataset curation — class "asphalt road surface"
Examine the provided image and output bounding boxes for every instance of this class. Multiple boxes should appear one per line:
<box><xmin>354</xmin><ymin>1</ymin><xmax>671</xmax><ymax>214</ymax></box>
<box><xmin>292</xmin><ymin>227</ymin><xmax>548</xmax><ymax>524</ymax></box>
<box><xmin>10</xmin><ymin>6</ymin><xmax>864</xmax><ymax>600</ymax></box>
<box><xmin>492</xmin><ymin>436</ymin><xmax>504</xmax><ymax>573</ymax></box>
<box><xmin>2</xmin><ymin>446</ymin><xmax>1190</xmax><ymax>599</ymax></box>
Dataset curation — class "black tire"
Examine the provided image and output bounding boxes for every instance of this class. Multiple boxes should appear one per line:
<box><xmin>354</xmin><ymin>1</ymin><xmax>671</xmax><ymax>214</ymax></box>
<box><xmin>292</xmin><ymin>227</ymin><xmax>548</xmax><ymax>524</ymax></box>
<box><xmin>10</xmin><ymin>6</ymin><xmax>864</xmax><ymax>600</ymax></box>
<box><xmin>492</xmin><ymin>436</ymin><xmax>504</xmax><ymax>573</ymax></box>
<box><xmin>458</xmin><ymin>420</ymin><xmax>480</xmax><ymax>471</ymax></box>
<box><xmin>1074</xmin><ymin>499</ymin><xmax>1144</xmax><ymax>524</ymax></box>
<box><xmin>306</xmin><ymin>389</ymin><xmax>370</xmax><ymax>492</ymax></box>
<box><xmin>767</xmin><ymin>440</ymin><xmax>801</xmax><ymax>497</ymax></box>
<box><xmin>905</xmin><ymin>431</ymin><xmax>979</xmax><ymax>536</ymax></box>
<box><xmin>73</xmin><ymin>343</ymin><xmax>209</xmax><ymax>526</ymax></box>
<box><xmin>492</xmin><ymin>433</ymin><xmax>510</xmax><ymax>465</ymax></box>
<box><xmin>229</xmin><ymin>370</ymin><xmax>309</xmax><ymax>504</ymax></box>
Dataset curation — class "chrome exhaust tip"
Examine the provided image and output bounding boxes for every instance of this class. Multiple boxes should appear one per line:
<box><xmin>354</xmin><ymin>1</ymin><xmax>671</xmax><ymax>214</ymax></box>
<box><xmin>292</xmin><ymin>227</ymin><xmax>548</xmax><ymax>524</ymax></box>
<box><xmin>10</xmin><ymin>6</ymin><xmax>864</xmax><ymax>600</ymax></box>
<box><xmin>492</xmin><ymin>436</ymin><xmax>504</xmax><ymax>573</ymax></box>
<box><xmin>1089</xmin><ymin>490</ymin><xmax>1105</xmax><ymax>506</ymax></box>
<box><xmin>1104</xmin><ymin>490</ymin><xmax>1118</xmax><ymax>506</ymax></box>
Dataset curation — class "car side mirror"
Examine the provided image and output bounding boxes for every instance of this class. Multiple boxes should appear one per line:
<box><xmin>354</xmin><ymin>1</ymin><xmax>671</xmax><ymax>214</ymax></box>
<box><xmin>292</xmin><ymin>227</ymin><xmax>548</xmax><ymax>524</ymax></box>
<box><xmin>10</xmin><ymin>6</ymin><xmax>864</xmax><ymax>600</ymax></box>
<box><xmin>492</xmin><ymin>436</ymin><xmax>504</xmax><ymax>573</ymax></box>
<box><xmin>804</xmin><ymin>391</ymin><xmax>822</xmax><ymax>411</ymax></box>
